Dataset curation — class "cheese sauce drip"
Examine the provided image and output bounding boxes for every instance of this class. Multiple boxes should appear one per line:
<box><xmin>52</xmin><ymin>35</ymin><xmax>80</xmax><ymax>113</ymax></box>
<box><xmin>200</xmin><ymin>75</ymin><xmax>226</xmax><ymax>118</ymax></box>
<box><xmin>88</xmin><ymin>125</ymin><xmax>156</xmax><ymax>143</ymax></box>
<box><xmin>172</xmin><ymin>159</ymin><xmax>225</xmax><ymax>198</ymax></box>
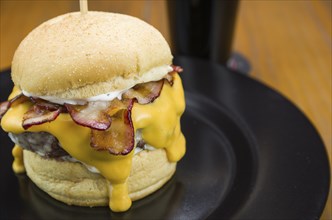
<box><xmin>12</xmin><ymin>145</ymin><xmax>25</xmax><ymax>173</ymax></box>
<box><xmin>1</xmin><ymin>74</ymin><xmax>186</xmax><ymax>212</ymax></box>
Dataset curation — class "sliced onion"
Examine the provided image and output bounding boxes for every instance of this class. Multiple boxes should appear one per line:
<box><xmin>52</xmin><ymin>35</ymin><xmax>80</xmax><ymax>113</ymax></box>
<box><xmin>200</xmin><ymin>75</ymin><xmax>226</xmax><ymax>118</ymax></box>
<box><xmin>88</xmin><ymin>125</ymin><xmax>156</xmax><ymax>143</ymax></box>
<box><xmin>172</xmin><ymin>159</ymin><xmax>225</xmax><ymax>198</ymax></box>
<box><xmin>65</xmin><ymin>102</ymin><xmax>111</xmax><ymax>131</ymax></box>
<box><xmin>123</xmin><ymin>80</ymin><xmax>164</xmax><ymax>104</ymax></box>
<box><xmin>22</xmin><ymin>105</ymin><xmax>61</xmax><ymax>129</ymax></box>
<box><xmin>90</xmin><ymin>99</ymin><xmax>135</xmax><ymax>155</ymax></box>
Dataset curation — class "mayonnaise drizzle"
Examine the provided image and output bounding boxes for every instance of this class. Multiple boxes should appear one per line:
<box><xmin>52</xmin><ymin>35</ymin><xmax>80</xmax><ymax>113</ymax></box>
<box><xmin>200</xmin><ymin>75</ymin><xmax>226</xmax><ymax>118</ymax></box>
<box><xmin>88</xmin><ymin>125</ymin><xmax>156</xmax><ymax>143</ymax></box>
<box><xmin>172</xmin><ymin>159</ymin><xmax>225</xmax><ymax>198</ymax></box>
<box><xmin>22</xmin><ymin>65</ymin><xmax>173</xmax><ymax>105</ymax></box>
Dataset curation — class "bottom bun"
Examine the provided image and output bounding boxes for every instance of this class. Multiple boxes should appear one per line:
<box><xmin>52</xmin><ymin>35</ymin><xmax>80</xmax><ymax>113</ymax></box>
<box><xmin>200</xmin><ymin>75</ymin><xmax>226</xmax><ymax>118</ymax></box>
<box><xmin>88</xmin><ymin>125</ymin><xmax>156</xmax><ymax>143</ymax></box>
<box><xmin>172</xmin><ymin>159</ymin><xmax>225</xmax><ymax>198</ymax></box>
<box><xmin>23</xmin><ymin>149</ymin><xmax>176</xmax><ymax>207</ymax></box>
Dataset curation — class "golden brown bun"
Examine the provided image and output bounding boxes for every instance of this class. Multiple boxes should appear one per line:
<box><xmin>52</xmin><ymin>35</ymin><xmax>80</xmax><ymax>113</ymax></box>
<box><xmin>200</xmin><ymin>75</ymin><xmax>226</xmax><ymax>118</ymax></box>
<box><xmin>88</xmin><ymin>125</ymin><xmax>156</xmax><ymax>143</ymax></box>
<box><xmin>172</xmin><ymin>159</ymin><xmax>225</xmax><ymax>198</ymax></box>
<box><xmin>23</xmin><ymin>149</ymin><xmax>176</xmax><ymax>206</ymax></box>
<box><xmin>12</xmin><ymin>12</ymin><xmax>172</xmax><ymax>99</ymax></box>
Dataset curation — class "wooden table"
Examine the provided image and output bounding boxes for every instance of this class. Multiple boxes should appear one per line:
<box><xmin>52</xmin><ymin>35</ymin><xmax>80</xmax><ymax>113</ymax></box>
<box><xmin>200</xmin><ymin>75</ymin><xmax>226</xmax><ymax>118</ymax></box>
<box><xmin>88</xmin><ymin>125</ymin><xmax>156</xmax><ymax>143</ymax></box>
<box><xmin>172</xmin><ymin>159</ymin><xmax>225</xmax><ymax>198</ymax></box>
<box><xmin>0</xmin><ymin>1</ymin><xmax>331</xmax><ymax>219</ymax></box>
<box><xmin>233</xmin><ymin>2</ymin><xmax>331</xmax><ymax>219</ymax></box>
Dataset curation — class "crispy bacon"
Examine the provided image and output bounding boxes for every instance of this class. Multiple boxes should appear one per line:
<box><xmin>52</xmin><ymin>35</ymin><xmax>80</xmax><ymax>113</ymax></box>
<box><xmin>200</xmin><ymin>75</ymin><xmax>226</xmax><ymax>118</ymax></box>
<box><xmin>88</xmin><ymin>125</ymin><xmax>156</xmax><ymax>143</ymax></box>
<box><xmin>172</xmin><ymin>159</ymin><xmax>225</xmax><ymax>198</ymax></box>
<box><xmin>123</xmin><ymin>80</ymin><xmax>164</xmax><ymax>104</ymax></box>
<box><xmin>171</xmin><ymin>65</ymin><xmax>183</xmax><ymax>73</ymax></box>
<box><xmin>30</xmin><ymin>97</ymin><xmax>66</xmax><ymax>112</ymax></box>
<box><xmin>164</xmin><ymin>74</ymin><xmax>174</xmax><ymax>86</ymax></box>
<box><xmin>11</xmin><ymin>93</ymin><xmax>28</xmax><ymax>105</ymax></box>
<box><xmin>0</xmin><ymin>93</ymin><xmax>28</xmax><ymax>119</ymax></box>
<box><xmin>165</xmin><ymin>65</ymin><xmax>183</xmax><ymax>86</ymax></box>
<box><xmin>106</xmin><ymin>98</ymin><xmax>130</xmax><ymax>115</ymax></box>
<box><xmin>0</xmin><ymin>101</ymin><xmax>10</xmax><ymax>119</ymax></box>
<box><xmin>90</xmin><ymin>99</ymin><xmax>134</xmax><ymax>155</ymax></box>
<box><xmin>21</xmin><ymin>98</ymin><xmax>65</xmax><ymax>129</ymax></box>
<box><xmin>22</xmin><ymin>105</ymin><xmax>61</xmax><ymax>129</ymax></box>
<box><xmin>65</xmin><ymin>102</ymin><xmax>111</xmax><ymax>131</ymax></box>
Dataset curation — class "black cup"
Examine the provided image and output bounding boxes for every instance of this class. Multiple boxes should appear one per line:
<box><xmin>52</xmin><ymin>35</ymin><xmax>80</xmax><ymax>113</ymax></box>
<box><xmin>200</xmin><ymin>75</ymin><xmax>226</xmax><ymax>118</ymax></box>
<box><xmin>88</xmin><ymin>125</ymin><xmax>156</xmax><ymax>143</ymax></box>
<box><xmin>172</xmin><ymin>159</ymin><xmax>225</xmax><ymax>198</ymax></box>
<box><xmin>168</xmin><ymin>0</ymin><xmax>239</xmax><ymax>64</ymax></box>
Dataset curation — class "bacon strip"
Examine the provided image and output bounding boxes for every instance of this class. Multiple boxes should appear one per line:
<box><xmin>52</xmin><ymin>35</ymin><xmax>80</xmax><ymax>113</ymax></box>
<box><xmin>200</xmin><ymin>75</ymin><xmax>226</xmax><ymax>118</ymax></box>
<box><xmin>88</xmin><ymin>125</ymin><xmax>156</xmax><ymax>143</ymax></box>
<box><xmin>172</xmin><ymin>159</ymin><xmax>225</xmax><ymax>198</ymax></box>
<box><xmin>0</xmin><ymin>101</ymin><xmax>10</xmax><ymax>119</ymax></box>
<box><xmin>164</xmin><ymin>74</ymin><xmax>174</xmax><ymax>86</ymax></box>
<box><xmin>65</xmin><ymin>102</ymin><xmax>111</xmax><ymax>131</ymax></box>
<box><xmin>21</xmin><ymin>98</ymin><xmax>68</xmax><ymax>129</ymax></box>
<box><xmin>90</xmin><ymin>99</ymin><xmax>134</xmax><ymax>155</ymax></box>
<box><xmin>30</xmin><ymin>97</ymin><xmax>66</xmax><ymax>112</ymax></box>
<box><xmin>171</xmin><ymin>65</ymin><xmax>183</xmax><ymax>73</ymax></box>
<box><xmin>123</xmin><ymin>80</ymin><xmax>164</xmax><ymax>104</ymax></box>
<box><xmin>0</xmin><ymin>93</ymin><xmax>27</xmax><ymax>119</ymax></box>
<box><xmin>22</xmin><ymin>105</ymin><xmax>61</xmax><ymax>129</ymax></box>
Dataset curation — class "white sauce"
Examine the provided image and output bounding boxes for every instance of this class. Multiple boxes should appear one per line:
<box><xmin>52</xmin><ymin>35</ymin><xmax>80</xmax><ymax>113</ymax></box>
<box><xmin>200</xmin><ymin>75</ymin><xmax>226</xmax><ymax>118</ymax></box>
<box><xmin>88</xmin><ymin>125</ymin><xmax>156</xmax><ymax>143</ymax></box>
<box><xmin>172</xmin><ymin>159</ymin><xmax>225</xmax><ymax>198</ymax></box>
<box><xmin>22</xmin><ymin>65</ymin><xmax>173</xmax><ymax>105</ymax></box>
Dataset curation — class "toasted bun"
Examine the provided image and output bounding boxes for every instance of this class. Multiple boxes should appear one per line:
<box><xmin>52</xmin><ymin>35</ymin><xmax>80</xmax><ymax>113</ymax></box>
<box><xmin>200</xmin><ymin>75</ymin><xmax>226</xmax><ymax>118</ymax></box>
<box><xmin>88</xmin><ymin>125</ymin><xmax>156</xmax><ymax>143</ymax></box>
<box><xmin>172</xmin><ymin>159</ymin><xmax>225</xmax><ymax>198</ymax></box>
<box><xmin>23</xmin><ymin>149</ymin><xmax>176</xmax><ymax>206</ymax></box>
<box><xmin>12</xmin><ymin>12</ymin><xmax>172</xmax><ymax>99</ymax></box>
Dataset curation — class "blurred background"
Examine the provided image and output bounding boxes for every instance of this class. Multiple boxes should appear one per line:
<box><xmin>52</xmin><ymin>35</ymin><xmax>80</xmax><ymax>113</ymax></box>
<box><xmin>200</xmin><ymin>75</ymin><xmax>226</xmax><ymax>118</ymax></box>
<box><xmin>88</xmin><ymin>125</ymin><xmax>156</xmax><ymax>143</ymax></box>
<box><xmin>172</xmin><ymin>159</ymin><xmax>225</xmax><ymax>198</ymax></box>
<box><xmin>0</xmin><ymin>0</ymin><xmax>331</xmax><ymax>219</ymax></box>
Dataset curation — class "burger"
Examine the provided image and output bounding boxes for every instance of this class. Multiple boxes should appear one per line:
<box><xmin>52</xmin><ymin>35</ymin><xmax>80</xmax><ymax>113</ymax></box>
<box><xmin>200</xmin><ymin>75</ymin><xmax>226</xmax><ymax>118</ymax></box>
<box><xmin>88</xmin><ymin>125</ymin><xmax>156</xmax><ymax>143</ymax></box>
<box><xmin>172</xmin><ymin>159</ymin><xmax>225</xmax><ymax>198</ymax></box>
<box><xmin>0</xmin><ymin>11</ymin><xmax>186</xmax><ymax>212</ymax></box>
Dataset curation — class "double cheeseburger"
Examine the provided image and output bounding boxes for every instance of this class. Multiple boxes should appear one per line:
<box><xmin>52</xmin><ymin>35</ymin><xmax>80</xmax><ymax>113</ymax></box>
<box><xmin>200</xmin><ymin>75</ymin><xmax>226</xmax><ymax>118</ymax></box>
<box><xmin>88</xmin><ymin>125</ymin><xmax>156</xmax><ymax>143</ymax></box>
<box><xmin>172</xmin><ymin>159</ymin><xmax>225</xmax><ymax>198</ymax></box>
<box><xmin>0</xmin><ymin>12</ymin><xmax>185</xmax><ymax>212</ymax></box>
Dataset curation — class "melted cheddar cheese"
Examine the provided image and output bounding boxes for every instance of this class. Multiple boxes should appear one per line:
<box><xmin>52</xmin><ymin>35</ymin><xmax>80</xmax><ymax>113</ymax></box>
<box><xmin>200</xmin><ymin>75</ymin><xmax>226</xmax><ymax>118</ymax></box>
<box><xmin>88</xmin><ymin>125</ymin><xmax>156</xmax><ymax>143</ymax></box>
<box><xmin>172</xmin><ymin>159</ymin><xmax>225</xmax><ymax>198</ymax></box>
<box><xmin>1</xmin><ymin>74</ymin><xmax>186</xmax><ymax>212</ymax></box>
<box><xmin>12</xmin><ymin>145</ymin><xmax>25</xmax><ymax>173</ymax></box>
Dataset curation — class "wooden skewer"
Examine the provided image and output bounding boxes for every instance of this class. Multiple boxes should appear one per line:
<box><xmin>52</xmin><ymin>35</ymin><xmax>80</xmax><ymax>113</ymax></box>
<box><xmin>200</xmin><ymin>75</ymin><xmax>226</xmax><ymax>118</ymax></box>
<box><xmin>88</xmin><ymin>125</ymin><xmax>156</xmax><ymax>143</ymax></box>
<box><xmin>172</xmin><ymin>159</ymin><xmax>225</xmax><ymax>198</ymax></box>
<box><xmin>80</xmin><ymin>0</ymin><xmax>88</xmax><ymax>14</ymax></box>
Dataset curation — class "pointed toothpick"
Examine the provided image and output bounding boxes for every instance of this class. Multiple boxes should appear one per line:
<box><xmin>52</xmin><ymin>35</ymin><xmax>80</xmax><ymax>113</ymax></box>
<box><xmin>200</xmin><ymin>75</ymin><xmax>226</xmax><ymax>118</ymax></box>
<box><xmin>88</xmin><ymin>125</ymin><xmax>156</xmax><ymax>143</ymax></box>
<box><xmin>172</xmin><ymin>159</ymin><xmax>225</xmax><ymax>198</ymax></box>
<box><xmin>80</xmin><ymin>0</ymin><xmax>88</xmax><ymax>14</ymax></box>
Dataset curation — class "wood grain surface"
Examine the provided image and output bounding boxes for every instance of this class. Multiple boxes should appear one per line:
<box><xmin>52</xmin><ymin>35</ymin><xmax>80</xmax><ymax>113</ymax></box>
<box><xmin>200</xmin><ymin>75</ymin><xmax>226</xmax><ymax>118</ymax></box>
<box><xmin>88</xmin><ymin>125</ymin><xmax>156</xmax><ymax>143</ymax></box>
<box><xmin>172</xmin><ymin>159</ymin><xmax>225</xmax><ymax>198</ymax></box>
<box><xmin>0</xmin><ymin>0</ymin><xmax>331</xmax><ymax>219</ymax></box>
<box><xmin>233</xmin><ymin>2</ymin><xmax>331</xmax><ymax>219</ymax></box>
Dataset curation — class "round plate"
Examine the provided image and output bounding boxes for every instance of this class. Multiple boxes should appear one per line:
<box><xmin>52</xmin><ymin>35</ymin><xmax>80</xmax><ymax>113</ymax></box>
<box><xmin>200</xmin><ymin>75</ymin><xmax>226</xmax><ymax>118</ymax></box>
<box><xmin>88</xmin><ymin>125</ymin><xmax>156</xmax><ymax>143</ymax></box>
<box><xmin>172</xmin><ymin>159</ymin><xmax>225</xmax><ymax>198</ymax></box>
<box><xmin>0</xmin><ymin>57</ymin><xmax>329</xmax><ymax>220</ymax></box>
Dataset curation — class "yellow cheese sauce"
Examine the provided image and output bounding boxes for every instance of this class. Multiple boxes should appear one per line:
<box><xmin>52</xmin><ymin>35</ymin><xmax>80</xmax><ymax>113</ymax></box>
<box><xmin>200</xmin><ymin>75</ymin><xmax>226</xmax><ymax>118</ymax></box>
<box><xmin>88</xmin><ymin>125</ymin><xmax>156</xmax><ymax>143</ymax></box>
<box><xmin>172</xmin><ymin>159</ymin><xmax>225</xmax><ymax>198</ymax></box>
<box><xmin>12</xmin><ymin>145</ymin><xmax>25</xmax><ymax>173</ymax></box>
<box><xmin>1</xmin><ymin>73</ymin><xmax>186</xmax><ymax>212</ymax></box>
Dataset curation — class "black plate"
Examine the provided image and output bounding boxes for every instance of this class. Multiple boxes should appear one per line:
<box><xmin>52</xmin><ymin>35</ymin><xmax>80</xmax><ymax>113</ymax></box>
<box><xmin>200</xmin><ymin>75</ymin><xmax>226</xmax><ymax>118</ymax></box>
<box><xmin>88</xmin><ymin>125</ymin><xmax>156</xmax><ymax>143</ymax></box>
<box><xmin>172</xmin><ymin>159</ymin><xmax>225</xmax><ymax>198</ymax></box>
<box><xmin>0</xmin><ymin>57</ymin><xmax>329</xmax><ymax>220</ymax></box>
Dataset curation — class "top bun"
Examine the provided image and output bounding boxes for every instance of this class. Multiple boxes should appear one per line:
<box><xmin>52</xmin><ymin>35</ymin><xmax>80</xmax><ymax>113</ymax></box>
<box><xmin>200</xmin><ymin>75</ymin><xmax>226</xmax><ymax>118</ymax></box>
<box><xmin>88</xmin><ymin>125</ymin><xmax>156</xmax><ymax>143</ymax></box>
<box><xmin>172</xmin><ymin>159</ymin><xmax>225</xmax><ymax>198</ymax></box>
<box><xmin>11</xmin><ymin>12</ymin><xmax>172</xmax><ymax>99</ymax></box>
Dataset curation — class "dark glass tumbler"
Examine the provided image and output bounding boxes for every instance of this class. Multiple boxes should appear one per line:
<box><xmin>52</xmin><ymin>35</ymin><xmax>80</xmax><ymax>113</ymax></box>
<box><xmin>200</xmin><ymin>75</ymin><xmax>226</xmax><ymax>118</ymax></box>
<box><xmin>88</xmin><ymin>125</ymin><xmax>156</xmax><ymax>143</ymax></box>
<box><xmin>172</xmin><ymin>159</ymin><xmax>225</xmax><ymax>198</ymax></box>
<box><xmin>167</xmin><ymin>0</ymin><xmax>239</xmax><ymax>64</ymax></box>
